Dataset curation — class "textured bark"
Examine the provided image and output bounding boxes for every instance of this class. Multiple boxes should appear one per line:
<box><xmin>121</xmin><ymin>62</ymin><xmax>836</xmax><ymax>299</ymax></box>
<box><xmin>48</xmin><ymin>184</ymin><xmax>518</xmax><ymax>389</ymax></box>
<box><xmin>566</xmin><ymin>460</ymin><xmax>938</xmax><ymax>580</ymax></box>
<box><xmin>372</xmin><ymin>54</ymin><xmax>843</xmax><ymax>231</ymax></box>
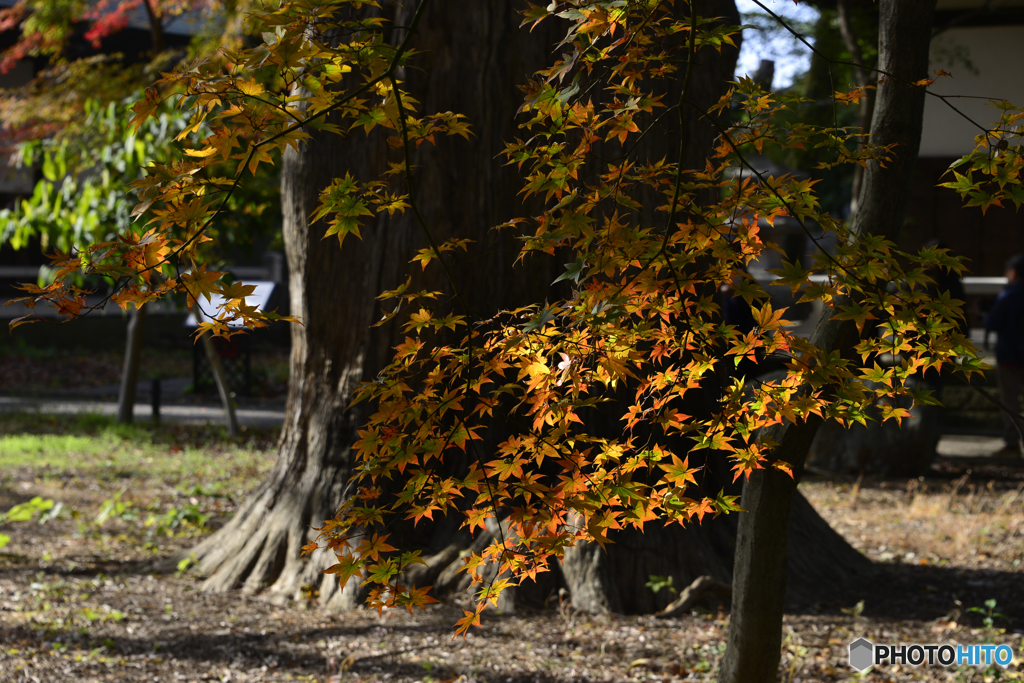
<box><xmin>720</xmin><ymin>2</ymin><xmax>937</xmax><ymax>682</ymax></box>
<box><xmin>189</xmin><ymin>2</ymin><xmax>562</xmax><ymax>606</ymax></box>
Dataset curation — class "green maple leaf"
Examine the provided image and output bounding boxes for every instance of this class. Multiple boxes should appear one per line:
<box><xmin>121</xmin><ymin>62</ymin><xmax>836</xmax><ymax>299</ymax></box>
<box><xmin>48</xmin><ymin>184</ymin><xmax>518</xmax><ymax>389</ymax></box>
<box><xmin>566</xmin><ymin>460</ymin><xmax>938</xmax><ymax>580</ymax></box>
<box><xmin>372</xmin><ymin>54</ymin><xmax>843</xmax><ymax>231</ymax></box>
<box><xmin>523</xmin><ymin>305</ymin><xmax>559</xmax><ymax>333</ymax></box>
<box><xmin>552</xmin><ymin>256</ymin><xmax>587</xmax><ymax>284</ymax></box>
<box><xmin>714</xmin><ymin>490</ymin><xmax>745</xmax><ymax>514</ymax></box>
<box><xmin>352</xmin><ymin>107</ymin><xmax>389</xmax><ymax>133</ymax></box>
<box><xmin>661</xmin><ymin>454</ymin><xmax>700</xmax><ymax>488</ymax></box>
<box><xmin>323</xmin><ymin>554</ymin><xmax>363</xmax><ymax>587</ymax></box>
<box><xmin>324</xmin><ymin>214</ymin><xmax>369</xmax><ymax>246</ymax></box>
<box><xmin>363</xmin><ymin>558</ymin><xmax>399</xmax><ymax>585</ymax></box>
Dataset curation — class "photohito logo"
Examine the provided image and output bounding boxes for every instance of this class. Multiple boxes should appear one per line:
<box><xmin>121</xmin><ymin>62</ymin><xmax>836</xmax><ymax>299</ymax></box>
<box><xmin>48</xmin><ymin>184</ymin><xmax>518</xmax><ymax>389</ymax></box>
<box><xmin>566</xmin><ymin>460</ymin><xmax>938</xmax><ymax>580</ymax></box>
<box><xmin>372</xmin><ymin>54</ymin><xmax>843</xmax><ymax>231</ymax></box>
<box><xmin>848</xmin><ymin>638</ymin><xmax>1014</xmax><ymax>672</ymax></box>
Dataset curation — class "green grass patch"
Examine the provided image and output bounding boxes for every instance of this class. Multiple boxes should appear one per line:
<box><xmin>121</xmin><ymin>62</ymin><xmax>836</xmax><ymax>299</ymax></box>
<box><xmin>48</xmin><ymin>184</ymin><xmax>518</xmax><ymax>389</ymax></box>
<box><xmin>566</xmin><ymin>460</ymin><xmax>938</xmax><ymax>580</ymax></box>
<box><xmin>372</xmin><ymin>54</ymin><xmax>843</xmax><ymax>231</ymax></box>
<box><xmin>0</xmin><ymin>412</ymin><xmax>276</xmax><ymax>493</ymax></box>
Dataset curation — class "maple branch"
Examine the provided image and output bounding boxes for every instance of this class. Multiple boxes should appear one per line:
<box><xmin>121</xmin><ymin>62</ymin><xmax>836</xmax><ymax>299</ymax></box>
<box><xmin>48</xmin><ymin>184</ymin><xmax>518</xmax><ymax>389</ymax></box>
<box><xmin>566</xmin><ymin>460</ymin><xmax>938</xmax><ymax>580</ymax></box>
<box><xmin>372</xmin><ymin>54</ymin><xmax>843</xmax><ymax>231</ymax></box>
<box><xmin>139</xmin><ymin>0</ymin><xmax>437</xmax><ymax>280</ymax></box>
<box><xmin>691</xmin><ymin>97</ymin><xmax>848</xmax><ymax>278</ymax></box>
<box><xmin>661</xmin><ymin>0</ymin><xmax>697</xmax><ymax>238</ymax></box>
<box><xmin>386</xmin><ymin>0</ymin><xmax>515</xmax><ymax>589</ymax></box>
<box><xmin>695</xmin><ymin>99</ymin><xmax>974</xmax><ymax>346</ymax></box>
<box><xmin>601</xmin><ymin>1</ymin><xmax>702</xmax><ymax>307</ymax></box>
<box><xmin>387</xmin><ymin>58</ymin><xmax>508</xmax><ymax>586</ymax></box>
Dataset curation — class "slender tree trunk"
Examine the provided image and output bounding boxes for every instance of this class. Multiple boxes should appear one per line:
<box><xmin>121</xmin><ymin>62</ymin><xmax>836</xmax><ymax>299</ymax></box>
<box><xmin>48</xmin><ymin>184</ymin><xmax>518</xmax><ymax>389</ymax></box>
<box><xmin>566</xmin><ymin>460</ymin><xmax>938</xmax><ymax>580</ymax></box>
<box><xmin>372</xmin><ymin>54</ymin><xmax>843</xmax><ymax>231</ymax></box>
<box><xmin>141</xmin><ymin>0</ymin><xmax>165</xmax><ymax>54</ymax></box>
<box><xmin>116</xmin><ymin>304</ymin><xmax>146</xmax><ymax>424</ymax></box>
<box><xmin>720</xmin><ymin>2</ymin><xmax>936</xmax><ymax>681</ymax></box>
<box><xmin>116</xmin><ymin>0</ymin><xmax>167</xmax><ymax>428</ymax></box>
<box><xmin>837</xmin><ymin>0</ymin><xmax>875</xmax><ymax>214</ymax></box>
<box><xmin>199</xmin><ymin>329</ymin><xmax>240</xmax><ymax>437</ymax></box>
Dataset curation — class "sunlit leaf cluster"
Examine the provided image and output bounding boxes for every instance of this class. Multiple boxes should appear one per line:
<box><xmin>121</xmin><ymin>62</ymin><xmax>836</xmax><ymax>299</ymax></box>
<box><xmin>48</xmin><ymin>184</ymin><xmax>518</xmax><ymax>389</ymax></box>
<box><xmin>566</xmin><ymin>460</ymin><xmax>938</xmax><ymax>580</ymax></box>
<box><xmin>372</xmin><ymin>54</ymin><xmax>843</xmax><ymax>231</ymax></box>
<box><xmin>940</xmin><ymin>100</ymin><xmax>1024</xmax><ymax>213</ymax></box>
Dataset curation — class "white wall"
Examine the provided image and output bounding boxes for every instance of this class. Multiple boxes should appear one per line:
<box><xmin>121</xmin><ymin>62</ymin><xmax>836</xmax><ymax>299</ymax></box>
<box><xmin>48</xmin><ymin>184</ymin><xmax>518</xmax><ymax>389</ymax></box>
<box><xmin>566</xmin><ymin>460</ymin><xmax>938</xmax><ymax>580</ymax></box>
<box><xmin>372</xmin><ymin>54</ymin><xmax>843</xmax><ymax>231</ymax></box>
<box><xmin>920</xmin><ymin>25</ymin><xmax>1024</xmax><ymax>157</ymax></box>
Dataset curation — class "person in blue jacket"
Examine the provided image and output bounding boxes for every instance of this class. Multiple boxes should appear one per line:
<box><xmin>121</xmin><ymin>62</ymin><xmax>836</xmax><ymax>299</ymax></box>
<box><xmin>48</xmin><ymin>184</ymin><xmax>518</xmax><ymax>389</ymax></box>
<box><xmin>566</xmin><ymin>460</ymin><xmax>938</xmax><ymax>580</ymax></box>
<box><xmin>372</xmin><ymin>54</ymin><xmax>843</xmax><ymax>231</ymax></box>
<box><xmin>985</xmin><ymin>254</ymin><xmax>1024</xmax><ymax>456</ymax></box>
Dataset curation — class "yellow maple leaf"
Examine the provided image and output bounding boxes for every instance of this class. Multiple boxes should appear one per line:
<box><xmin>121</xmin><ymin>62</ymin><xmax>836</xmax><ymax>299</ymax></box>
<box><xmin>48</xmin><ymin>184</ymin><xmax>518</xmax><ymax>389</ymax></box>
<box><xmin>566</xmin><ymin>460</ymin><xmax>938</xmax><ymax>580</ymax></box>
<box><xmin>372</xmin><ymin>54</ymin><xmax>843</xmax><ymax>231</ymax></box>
<box><xmin>181</xmin><ymin>265</ymin><xmax>224</xmax><ymax>309</ymax></box>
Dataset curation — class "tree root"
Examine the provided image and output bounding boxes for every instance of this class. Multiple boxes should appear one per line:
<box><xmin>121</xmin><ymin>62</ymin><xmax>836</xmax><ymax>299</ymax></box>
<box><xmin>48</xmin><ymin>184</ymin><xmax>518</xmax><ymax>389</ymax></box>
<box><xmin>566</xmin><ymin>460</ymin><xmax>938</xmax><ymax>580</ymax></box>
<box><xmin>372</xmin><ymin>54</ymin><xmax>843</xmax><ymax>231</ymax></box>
<box><xmin>181</xmin><ymin>454</ymin><xmax>365</xmax><ymax>610</ymax></box>
<box><xmin>655</xmin><ymin>575</ymin><xmax>732</xmax><ymax>619</ymax></box>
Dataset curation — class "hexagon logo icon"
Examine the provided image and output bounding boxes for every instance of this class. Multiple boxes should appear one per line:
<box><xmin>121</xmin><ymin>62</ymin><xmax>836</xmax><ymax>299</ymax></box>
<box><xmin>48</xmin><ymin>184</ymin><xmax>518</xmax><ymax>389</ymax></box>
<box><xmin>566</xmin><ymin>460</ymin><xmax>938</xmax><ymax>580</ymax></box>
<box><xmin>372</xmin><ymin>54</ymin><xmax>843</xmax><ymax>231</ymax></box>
<box><xmin>849</xmin><ymin>638</ymin><xmax>874</xmax><ymax>672</ymax></box>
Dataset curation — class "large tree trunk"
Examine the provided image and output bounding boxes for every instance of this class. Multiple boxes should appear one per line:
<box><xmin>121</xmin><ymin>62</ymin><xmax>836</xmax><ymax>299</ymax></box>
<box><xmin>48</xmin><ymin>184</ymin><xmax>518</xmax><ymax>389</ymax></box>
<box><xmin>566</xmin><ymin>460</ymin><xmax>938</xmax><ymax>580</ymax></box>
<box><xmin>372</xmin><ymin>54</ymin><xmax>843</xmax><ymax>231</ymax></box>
<box><xmin>720</xmin><ymin>2</ymin><xmax>937</xmax><ymax>682</ymax></box>
<box><xmin>189</xmin><ymin>1</ymin><xmax>562</xmax><ymax>606</ymax></box>
<box><xmin>190</xmin><ymin>111</ymin><xmax>389</xmax><ymax>607</ymax></box>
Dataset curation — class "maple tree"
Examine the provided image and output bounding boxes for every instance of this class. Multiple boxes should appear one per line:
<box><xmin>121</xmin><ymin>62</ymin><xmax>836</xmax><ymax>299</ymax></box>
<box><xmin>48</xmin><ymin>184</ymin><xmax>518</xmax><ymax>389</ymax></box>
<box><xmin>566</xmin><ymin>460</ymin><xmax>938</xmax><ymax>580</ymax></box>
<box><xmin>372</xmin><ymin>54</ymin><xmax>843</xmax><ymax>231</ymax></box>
<box><xmin>6</xmin><ymin>0</ymin><xmax>1017</xmax><ymax>680</ymax></box>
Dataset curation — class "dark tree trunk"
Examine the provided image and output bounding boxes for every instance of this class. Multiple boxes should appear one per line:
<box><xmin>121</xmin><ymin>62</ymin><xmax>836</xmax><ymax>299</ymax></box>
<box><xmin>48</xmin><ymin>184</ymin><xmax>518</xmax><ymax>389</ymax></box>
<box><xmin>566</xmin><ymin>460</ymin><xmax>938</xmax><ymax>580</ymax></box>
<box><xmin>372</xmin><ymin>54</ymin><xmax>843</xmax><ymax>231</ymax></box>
<box><xmin>189</xmin><ymin>1</ymin><xmax>563</xmax><ymax>606</ymax></box>
<box><xmin>721</xmin><ymin>2</ymin><xmax>937</xmax><ymax>682</ymax></box>
<box><xmin>141</xmin><ymin>0</ymin><xmax>165</xmax><ymax>54</ymax></box>
<box><xmin>811</xmin><ymin>0</ymin><xmax>939</xmax><ymax>479</ymax></box>
<box><xmin>837</xmin><ymin>0</ymin><xmax>877</xmax><ymax>213</ymax></box>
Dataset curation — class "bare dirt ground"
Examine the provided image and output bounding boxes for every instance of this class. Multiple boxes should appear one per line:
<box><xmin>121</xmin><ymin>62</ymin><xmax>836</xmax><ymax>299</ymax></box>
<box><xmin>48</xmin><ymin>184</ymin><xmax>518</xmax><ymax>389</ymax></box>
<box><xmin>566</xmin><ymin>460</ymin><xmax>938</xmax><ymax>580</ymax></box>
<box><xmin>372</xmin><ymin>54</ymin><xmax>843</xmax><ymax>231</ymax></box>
<box><xmin>1</xmin><ymin>417</ymin><xmax>1023</xmax><ymax>682</ymax></box>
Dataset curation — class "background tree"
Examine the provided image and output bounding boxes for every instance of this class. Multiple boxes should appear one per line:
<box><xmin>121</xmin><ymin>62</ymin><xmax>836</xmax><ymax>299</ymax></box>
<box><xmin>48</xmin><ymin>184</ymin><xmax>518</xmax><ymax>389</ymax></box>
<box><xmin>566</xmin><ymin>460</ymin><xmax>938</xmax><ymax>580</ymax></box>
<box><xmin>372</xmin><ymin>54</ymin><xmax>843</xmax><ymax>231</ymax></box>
<box><xmin>739</xmin><ymin>1</ymin><xmax>948</xmax><ymax>481</ymax></box>
<box><xmin>0</xmin><ymin>0</ymin><xmax>195</xmax><ymax>423</ymax></box>
<box><xmin>739</xmin><ymin>0</ymin><xmax>879</xmax><ymax>215</ymax></box>
<box><xmin>0</xmin><ymin>0</ymin><xmax>226</xmax><ymax>147</ymax></box>
<box><xmin>1</xmin><ymin>95</ymin><xmax>188</xmax><ymax>422</ymax></box>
